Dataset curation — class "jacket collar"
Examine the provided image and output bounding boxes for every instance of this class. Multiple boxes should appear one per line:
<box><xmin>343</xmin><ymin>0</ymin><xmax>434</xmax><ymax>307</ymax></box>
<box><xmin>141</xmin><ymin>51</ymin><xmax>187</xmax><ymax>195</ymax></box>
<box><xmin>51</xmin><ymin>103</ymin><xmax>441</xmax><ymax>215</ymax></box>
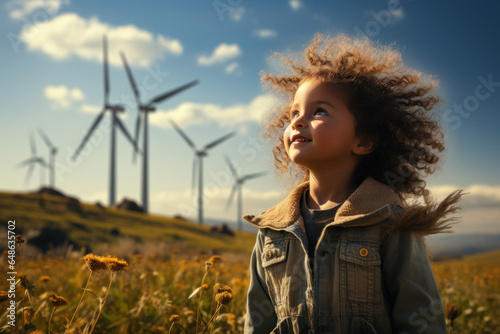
<box><xmin>243</xmin><ymin>177</ymin><xmax>401</xmax><ymax>230</ymax></box>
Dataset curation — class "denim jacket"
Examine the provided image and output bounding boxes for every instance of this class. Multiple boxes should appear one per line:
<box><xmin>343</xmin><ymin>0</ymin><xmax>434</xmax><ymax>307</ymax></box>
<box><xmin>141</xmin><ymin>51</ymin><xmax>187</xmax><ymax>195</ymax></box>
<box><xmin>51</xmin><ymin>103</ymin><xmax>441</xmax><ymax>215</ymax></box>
<box><xmin>243</xmin><ymin>177</ymin><xmax>447</xmax><ymax>333</ymax></box>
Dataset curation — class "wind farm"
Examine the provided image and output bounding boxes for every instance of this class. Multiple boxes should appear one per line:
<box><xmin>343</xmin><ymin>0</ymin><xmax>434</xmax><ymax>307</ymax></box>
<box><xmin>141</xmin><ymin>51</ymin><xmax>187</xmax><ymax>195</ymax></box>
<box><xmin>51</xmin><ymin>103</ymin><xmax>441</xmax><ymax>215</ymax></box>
<box><xmin>169</xmin><ymin>119</ymin><xmax>235</xmax><ymax>224</ymax></box>
<box><xmin>10</xmin><ymin>33</ymin><xmax>267</xmax><ymax>230</ymax></box>
<box><xmin>225</xmin><ymin>154</ymin><xmax>267</xmax><ymax>231</ymax></box>
<box><xmin>120</xmin><ymin>51</ymin><xmax>198</xmax><ymax>213</ymax></box>
<box><xmin>37</xmin><ymin>128</ymin><xmax>58</xmax><ymax>189</ymax></box>
<box><xmin>17</xmin><ymin>132</ymin><xmax>47</xmax><ymax>186</ymax></box>
<box><xmin>71</xmin><ymin>36</ymin><xmax>138</xmax><ymax>207</ymax></box>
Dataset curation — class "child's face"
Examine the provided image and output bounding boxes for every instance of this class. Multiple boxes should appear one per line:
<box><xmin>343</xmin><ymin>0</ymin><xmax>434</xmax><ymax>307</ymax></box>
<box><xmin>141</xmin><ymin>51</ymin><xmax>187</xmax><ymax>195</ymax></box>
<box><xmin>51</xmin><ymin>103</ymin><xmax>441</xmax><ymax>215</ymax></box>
<box><xmin>284</xmin><ymin>78</ymin><xmax>363</xmax><ymax>172</ymax></box>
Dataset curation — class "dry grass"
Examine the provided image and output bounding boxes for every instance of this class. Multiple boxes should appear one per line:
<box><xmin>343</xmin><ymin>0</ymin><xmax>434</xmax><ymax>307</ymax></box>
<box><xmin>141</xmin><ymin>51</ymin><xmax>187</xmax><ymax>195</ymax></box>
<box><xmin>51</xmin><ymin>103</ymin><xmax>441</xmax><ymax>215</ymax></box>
<box><xmin>0</xmin><ymin>227</ymin><xmax>498</xmax><ymax>333</ymax></box>
<box><xmin>432</xmin><ymin>249</ymin><xmax>500</xmax><ymax>333</ymax></box>
<box><xmin>0</xmin><ymin>244</ymin><xmax>250</xmax><ymax>333</ymax></box>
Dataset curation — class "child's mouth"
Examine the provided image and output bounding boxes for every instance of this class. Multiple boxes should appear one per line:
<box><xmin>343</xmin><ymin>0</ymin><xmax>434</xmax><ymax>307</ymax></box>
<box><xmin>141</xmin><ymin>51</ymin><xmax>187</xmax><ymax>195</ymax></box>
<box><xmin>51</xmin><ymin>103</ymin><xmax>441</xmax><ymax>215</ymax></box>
<box><xmin>292</xmin><ymin>138</ymin><xmax>311</xmax><ymax>144</ymax></box>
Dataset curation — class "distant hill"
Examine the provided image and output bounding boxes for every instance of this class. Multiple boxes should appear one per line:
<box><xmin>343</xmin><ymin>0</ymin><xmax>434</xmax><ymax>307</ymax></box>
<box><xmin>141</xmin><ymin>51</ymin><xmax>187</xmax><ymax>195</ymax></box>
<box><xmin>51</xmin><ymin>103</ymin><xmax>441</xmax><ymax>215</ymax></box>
<box><xmin>436</xmin><ymin>248</ymin><xmax>500</xmax><ymax>265</ymax></box>
<box><xmin>0</xmin><ymin>189</ymin><xmax>256</xmax><ymax>255</ymax></box>
<box><xmin>2</xmin><ymin>188</ymin><xmax>498</xmax><ymax>259</ymax></box>
<box><xmin>426</xmin><ymin>233</ymin><xmax>500</xmax><ymax>259</ymax></box>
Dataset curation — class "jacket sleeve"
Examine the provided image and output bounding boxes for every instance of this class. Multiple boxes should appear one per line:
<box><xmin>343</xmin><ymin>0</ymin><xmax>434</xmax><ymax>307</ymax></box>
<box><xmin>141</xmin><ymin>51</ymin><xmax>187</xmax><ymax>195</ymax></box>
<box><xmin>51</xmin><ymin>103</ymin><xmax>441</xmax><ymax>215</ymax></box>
<box><xmin>381</xmin><ymin>228</ymin><xmax>446</xmax><ymax>333</ymax></box>
<box><xmin>244</xmin><ymin>230</ymin><xmax>278</xmax><ymax>333</ymax></box>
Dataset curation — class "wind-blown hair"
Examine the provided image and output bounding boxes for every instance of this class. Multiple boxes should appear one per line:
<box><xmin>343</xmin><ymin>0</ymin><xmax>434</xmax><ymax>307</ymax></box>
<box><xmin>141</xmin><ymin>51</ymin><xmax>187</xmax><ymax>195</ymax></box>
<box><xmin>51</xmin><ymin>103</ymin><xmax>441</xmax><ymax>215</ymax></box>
<box><xmin>262</xmin><ymin>33</ymin><xmax>445</xmax><ymax>199</ymax></box>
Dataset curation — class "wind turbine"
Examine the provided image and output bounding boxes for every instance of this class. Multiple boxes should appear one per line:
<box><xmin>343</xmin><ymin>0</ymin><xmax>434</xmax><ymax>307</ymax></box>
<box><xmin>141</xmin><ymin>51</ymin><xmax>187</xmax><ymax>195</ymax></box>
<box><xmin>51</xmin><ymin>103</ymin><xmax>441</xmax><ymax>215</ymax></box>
<box><xmin>169</xmin><ymin>119</ymin><xmax>235</xmax><ymax>224</ymax></box>
<box><xmin>120</xmin><ymin>52</ymin><xmax>198</xmax><ymax>213</ymax></box>
<box><xmin>72</xmin><ymin>35</ymin><xmax>138</xmax><ymax>206</ymax></box>
<box><xmin>37</xmin><ymin>128</ymin><xmax>57</xmax><ymax>189</ymax></box>
<box><xmin>18</xmin><ymin>132</ymin><xmax>48</xmax><ymax>187</ymax></box>
<box><xmin>225</xmin><ymin>155</ymin><xmax>267</xmax><ymax>231</ymax></box>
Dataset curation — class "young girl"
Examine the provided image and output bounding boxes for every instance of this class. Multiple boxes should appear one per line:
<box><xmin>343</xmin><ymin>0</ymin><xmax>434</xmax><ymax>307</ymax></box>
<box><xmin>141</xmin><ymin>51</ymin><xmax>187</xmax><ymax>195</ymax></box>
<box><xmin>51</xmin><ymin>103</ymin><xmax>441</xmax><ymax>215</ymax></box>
<box><xmin>243</xmin><ymin>34</ymin><xmax>463</xmax><ymax>333</ymax></box>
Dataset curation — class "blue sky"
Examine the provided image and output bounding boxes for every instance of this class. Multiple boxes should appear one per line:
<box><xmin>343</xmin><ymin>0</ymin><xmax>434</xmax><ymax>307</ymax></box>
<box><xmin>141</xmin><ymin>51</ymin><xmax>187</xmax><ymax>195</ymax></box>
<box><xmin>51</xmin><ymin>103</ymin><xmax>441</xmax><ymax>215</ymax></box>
<box><xmin>1</xmin><ymin>0</ymin><xmax>499</xmax><ymax>233</ymax></box>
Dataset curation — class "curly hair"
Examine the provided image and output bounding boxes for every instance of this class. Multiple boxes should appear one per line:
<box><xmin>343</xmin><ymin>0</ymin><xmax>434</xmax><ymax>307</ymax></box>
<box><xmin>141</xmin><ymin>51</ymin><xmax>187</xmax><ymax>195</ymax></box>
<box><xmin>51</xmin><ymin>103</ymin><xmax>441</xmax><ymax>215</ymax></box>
<box><xmin>262</xmin><ymin>33</ymin><xmax>445</xmax><ymax>199</ymax></box>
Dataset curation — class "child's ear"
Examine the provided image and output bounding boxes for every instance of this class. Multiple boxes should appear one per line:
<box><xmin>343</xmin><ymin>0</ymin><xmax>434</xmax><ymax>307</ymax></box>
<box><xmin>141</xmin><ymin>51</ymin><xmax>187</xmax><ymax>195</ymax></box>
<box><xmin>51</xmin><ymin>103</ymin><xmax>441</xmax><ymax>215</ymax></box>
<box><xmin>353</xmin><ymin>135</ymin><xmax>378</xmax><ymax>156</ymax></box>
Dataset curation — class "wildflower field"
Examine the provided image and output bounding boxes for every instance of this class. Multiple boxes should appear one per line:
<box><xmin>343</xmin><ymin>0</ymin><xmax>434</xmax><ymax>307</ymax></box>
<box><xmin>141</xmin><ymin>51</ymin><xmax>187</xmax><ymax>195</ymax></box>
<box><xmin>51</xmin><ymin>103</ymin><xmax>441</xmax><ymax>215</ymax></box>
<box><xmin>1</xmin><ymin>192</ymin><xmax>499</xmax><ymax>333</ymax></box>
<box><xmin>1</xmin><ymin>244</ymin><xmax>499</xmax><ymax>333</ymax></box>
<box><xmin>1</xmin><ymin>244</ymin><xmax>251</xmax><ymax>333</ymax></box>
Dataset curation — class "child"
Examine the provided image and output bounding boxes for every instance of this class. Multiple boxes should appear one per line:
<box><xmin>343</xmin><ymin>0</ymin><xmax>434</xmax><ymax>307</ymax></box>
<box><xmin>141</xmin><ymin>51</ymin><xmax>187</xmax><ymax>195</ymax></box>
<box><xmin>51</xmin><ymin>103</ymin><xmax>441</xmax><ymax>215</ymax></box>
<box><xmin>243</xmin><ymin>34</ymin><xmax>463</xmax><ymax>333</ymax></box>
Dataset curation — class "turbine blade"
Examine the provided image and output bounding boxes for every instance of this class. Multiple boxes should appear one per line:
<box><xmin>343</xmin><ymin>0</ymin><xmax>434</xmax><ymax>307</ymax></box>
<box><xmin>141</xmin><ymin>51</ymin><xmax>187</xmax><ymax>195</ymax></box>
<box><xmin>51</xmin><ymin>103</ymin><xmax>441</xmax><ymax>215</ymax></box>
<box><xmin>169</xmin><ymin>119</ymin><xmax>196</xmax><ymax>150</ymax></box>
<box><xmin>203</xmin><ymin>132</ymin><xmax>235</xmax><ymax>151</ymax></box>
<box><xmin>29</xmin><ymin>132</ymin><xmax>36</xmax><ymax>156</ymax></box>
<box><xmin>120</xmin><ymin>51</ymin><xmax>141</xmax><ymax>104</ymax></box>
<box><xmin>226</xmin><ymin>183</ymin><xmax>238</xmax><ymax>209</ymax></box>
<box><xmin>17</xmin><ymin>157</ymin><xmax>37</xmax><ymax>168</ymax></box>
<box><xmin>103</xmin><ymin>35</ymin><xmax>110</xmax><ymax>106</ymax></box>
<box><xmin>145</xmin><ymin>80</ymin><xmax>199</xmax><ymax>108</ymax></box>
<box><xmin>242</xmin><ymin>171</ymin><xmax>267</xmax><ymax>182</ymax></box>
<box><xmin>132</xmin><ymin>113</ymin><xmax>142</xmax><ymax>163</ymax></box>
<box><xmin>72</xmin><ymin>109</ymin><xmax>106</xmax><ymax>160</ymax></box>
<box><xmin>37</xmin><ymin>128</ymin><xmax>54</xmax><ymax>149</ymax></box>
<box><xmin>224</xmin><ymin>154</ymin><xmax>238</xmax><ymax>178</ymax></box>
<box><xmin>115</xmin><ymin>117</ymin><xmax>139</xmax><ymax>152</ymax></box>
<box><xmin>25</xmin><ymin>163</ymin><xmax>35</xmax><ymax>185</ymax></box>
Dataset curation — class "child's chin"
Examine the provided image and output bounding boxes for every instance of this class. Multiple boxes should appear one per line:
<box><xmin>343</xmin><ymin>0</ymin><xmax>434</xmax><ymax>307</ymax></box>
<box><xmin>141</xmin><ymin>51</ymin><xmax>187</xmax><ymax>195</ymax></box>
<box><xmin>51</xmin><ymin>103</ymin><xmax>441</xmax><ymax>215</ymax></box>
<box><xmin>289</xmin><ymin>154</ymin><xmax>309</xmax><ymax>167</ymax></box>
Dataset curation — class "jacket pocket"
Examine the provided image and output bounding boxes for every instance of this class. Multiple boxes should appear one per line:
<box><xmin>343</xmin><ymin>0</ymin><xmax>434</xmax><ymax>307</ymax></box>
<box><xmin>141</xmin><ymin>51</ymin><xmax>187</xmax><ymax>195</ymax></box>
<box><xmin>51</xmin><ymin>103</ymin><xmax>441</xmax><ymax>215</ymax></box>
<box><xmin>262</xmin><ymin>239</ymin><xmax>288</xmax><ymax>268</ymax></box>
<box><xmin>261</xmin><ymin>238</ymin><xmax>289</xmax><ymax>307</ymax></box>
<box><xmin>340</xmin><ymin>240</ymin><xmax>382</xmax><ymax>302</ymax></box>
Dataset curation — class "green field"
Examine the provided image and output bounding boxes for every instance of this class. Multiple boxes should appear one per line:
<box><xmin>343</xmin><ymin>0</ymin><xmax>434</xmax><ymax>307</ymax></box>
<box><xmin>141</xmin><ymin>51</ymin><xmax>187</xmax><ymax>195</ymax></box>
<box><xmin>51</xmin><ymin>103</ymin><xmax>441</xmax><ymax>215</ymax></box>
<box><xmin>0</xmin><ymin>190</ymin><xmax>256</xmax><ymax>255</ymax></box>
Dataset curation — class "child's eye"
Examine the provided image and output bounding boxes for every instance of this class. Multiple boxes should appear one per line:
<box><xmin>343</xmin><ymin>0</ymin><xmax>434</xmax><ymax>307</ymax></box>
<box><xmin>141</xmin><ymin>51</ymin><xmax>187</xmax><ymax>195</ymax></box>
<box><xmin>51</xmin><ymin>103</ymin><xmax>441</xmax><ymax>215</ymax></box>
<box><xmin>314</xmin><ymin>108</ymin><xmax>328</xmax><ymax>116</ymax></box>
<box><xmin>290</xmin><ymin>110</ymin><xmax>299</xmax><ymax>118</ymax></box>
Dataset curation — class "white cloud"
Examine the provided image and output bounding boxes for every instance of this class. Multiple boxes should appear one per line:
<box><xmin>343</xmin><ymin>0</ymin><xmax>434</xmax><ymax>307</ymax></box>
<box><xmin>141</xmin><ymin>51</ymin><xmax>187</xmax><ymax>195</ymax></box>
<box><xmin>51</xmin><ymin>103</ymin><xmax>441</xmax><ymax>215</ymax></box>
<box><xmin>253</xmin><ymin>29</ymin><xmax>277</xmax><ymax>39</ymax></box>
<box><xmin>225</xmin><ymin>62</ymin><xmax>239</xmax><ymax>75</ymax></box>
<box><xmin>228</xmin><ymin>6</ymin><xmax>245</xmax><ymax>21</ymax></box>
<box><xmin>6</xmin><ymin>0</ymin><xmax>67</xmax><ymax>20</ymax></box>
<box><xmin>20</xmin><ymin>13</ymin><xmax>183</xmax><ymax>67</ymax></box>
<box><xmin>149</xmin><ymin>94</ymin><xmax>279</xmax><ymax>129</ymax></box>
<box><xmin>457</xmin><ymin>208</ymin><xmax>500</xmax><ymax>234</ymax></box>
<box><xmin>289</xmin><ymin>0</ymin><xmax>303</xmax><ymax>11</ymax></box>
<box><xmin>390</xmin><ymin>8</ymin><xmax>404</xmax><ymax>21</ymax></box>
<box><xmin>197</xmin><ymin>43</ymin><xmax>241</xmax><ymax>66</ymax></box>
<box><xmin>428</xmin><ymin>184</ymin><xmax>500</xmax><ymax>209</ymax></box>
<box><xmin>80</xmin><ymin>103</ymin><xmax>101</xmax><ymax>114</ymax></box>
<box><xmin>44</xmin><ymin>85</ymin><xmax>84</xmax><ymax>109</ymax></box>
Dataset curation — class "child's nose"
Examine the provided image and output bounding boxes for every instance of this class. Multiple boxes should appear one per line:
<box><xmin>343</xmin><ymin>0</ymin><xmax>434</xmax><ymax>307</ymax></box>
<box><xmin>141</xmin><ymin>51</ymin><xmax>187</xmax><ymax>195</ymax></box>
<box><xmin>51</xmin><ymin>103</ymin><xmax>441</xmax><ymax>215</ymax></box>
<box><xmin>291</xmin><ymin>114</ymin><xmax>306</xmax><ymax>130</ymax></box>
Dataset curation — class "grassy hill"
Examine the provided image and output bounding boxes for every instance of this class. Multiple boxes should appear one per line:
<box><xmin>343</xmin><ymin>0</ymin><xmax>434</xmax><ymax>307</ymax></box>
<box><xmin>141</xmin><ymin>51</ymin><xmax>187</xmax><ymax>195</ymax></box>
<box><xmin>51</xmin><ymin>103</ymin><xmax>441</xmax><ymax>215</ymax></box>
<box><xmin>0</xmin><ymin>190</ymin><xmax>256</xmax><ymax>254</ymax></box>
<box><xmin>438</xmin><ymin>248</ymin><xmax>500</xmax><ymax>265</ymax></box>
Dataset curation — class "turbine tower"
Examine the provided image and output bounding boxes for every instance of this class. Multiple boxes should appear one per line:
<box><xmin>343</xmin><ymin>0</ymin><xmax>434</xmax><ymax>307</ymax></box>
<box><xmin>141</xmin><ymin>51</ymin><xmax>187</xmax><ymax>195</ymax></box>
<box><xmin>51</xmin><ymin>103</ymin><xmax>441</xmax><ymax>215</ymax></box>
<box><xmin>225</xmin><ymin>155</ymin><xmax>267</xmax><ymax>231</ymax></box>
<box><xmin>37</xmin><ymin>128</ymin><xmax>57</xmax><ymax>189</ymax></box>
<box><xmin>18</xmin><ymin>132</ymin><xmax>47</xmax><ymax>186</ymax></box>
<box><xmin>120</xmin><ymin>52</ymin><xmax>198</xmax><ymax>213</ymax></box>
<box><xmin>72</xmin><ymin>35</ymin><xmax>138</xmax><ymax>206</ymax></box>
<box><xmin>169</xmin><ymin>119</ymin><xmax>235</xmax><ymax>224</ymax></box>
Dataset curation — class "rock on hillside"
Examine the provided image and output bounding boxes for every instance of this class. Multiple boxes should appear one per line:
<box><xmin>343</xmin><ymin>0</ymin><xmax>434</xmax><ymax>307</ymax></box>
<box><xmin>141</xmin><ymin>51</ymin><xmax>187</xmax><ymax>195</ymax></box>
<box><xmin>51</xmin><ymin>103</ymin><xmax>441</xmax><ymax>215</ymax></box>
<box><xmin>114</xmin><ymin>198</ymin><xmax>145</xmax><ymax>213</ymax></box>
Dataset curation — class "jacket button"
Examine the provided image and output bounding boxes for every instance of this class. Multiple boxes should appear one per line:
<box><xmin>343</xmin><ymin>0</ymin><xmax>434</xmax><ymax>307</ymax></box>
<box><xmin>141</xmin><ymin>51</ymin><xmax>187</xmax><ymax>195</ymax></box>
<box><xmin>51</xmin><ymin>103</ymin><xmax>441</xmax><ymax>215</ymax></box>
<box><xmin>266</xmin><ymin>250</ymin><xmax>272</xmax><ymax>259</ymax></box>
<box><xmin>359</xmin><ymin>248</ymin><xmax>368</xmax><ymax>257</ymax></box>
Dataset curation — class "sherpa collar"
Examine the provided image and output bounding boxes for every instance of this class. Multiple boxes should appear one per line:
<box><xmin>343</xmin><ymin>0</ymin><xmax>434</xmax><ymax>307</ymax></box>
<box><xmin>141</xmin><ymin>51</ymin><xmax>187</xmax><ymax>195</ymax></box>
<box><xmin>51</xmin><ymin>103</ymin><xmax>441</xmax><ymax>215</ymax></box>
<box><xmin>243</xmin><ymin>177</ymin><xmax>401</xmax><ymax>230</ymax></box>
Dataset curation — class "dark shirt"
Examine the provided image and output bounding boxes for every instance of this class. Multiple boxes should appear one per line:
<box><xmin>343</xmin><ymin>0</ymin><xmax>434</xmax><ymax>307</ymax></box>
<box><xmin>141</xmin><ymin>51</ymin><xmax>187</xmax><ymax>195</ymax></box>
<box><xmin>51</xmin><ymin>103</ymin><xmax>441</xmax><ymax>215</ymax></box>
<box><xmin>300</xmin><ymin>189</ymin><xmax>342</xmax><ymax>270</ymax></box>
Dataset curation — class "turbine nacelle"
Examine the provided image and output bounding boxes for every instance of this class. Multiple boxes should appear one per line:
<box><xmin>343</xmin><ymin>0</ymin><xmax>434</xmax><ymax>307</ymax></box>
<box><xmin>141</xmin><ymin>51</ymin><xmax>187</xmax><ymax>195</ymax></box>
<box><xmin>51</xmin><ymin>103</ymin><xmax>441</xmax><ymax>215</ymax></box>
<box><xmin>224</xmin><ymin>154</ymin><xmax>267</xmax><ymax>230</ymax></box>
<box><xmin>140</xmin><ymin>106</ymin><xmax>156</xmax><ymax>112</ymax></box>
<box><xmin>106</xmin><ymin>105</ymin><xmax>125</xmax><ymax>112</ymax></box>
